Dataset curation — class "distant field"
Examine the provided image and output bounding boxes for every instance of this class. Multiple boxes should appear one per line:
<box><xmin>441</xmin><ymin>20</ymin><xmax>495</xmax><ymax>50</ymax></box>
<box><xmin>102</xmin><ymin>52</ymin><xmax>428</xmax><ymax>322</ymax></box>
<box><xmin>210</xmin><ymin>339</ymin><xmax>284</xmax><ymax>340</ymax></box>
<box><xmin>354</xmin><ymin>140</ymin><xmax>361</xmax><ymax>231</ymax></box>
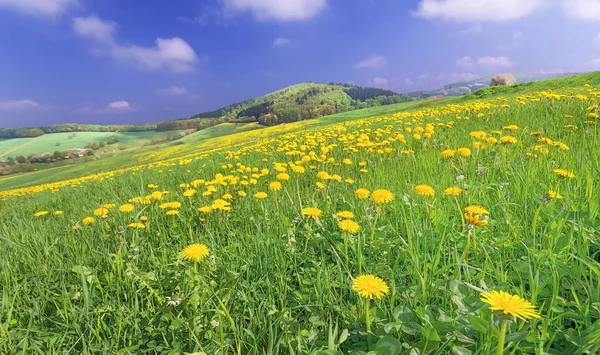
<box><xmin>0</xmin><ymin>130</ymin><xmax>193</xmax><ymax>158</ymax></box>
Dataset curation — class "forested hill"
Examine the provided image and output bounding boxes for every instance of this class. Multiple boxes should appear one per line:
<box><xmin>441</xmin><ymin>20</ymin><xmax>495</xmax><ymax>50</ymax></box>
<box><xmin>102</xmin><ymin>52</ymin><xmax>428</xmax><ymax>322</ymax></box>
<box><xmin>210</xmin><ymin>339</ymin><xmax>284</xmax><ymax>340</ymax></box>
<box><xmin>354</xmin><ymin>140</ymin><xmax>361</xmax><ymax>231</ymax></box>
<box><xmin>186</xmin><ymin>82</ymin><xmax>412</xmax><ymax>126</ymax></box>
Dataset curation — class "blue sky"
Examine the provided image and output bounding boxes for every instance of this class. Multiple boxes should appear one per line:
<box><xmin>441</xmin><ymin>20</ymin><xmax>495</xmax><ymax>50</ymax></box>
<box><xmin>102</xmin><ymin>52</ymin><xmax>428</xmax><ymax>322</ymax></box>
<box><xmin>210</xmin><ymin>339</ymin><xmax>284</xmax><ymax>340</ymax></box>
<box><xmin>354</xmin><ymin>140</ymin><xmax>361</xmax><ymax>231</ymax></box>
<box><xmin>1</xmin><ymin>0</ymin><xmax>599</xmax><ymax>128</ymax></box>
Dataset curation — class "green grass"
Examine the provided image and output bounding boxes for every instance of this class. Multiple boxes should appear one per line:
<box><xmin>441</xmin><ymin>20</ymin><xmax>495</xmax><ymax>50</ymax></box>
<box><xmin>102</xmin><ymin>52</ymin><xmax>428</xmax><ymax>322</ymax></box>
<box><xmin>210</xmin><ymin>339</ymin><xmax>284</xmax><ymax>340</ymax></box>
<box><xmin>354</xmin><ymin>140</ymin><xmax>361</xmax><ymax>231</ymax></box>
<box><xmin>1</xmin><ymin>74</ymin><xmax>600</xmax><ymax>354</ymax></box>
<box><xmin>0</xmin><ymin>130</ymin><xmax>195</xmax><ymax>158</ymax></box>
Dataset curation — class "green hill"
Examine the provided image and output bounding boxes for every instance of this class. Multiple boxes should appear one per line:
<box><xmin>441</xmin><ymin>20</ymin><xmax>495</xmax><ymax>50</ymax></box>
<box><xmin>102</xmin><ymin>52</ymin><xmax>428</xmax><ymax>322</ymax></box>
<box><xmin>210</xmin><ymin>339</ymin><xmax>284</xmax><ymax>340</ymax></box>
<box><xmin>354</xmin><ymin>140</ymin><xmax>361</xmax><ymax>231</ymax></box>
<box><xmin>187</xmin><ymin>82</ymin><xmax>413</xmax><ymax>125</ymax></box>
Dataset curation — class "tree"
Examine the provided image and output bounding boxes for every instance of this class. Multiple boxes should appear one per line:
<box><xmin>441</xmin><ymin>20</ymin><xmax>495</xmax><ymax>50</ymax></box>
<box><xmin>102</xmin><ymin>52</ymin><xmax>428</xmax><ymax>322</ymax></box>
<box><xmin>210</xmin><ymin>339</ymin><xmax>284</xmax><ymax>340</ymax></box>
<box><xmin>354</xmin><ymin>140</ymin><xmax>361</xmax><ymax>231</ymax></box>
<box><xmin>99</xmin><ymin>141</ymin><xmax>106</xmax><ymax>148</ymax></box>
<box><xmin>15</xmin><ymin>156</ymin><xmax>27</xmax><ymax>164</ymax></box>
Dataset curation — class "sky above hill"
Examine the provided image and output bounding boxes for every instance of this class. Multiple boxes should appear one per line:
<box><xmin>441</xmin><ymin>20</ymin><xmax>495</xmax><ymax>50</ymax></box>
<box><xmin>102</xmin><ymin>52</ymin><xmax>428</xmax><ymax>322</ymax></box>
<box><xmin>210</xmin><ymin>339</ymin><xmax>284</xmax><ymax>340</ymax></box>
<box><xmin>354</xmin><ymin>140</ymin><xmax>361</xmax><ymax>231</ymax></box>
<box><xmin>1</xmin><ymin>0</ymin><xmax>599</xmax><ymax>128</ymax></box>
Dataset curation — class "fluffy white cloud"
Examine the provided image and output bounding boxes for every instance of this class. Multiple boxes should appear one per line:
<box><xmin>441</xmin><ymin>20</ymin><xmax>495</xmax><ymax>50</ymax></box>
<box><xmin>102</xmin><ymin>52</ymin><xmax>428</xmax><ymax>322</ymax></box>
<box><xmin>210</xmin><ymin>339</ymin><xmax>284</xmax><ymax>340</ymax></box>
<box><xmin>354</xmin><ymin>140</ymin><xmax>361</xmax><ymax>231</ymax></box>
<box><xmin>456</xmin><ymin>56</ymin><xmax>515</xmax><ymax>69</ymax></box>
<box><xmin>371</xmin><ymin>77</ymin><xmax>389</xmax><ymax>87</ymax></box>
<box><xmin>224</xmin><ymin>0</ymin><xmax>327</xmax><ymax>21</ymax></box>
<box><xmin>73</xmin><ymin>16</ymin><xmax>199</xmax><ymax>73</ymax></box>
<box><xmin>273</xmin><ymin>37</ymin><xmax>291</xmax><ymax>47</ymax></box>
<box><xmin>0</xmin><ymin>0</ymin><xmax>77</xmax><ymax>17</ymax></box>
<box><xmin>355</xmin><ymin>55</ymin><xmax>387</xmax><ymax>69</ymax></box>
<box><xmin>108</xmin><ymin>101</ymin><xmax>130</xmax><ymax>110</ymax></box>
<box><xmin>0</xmin><ymin>99</ymin><xmax>40</xmax><ymax>110</ymax></box>
<box><xmin>564</xmin><ymin>0</ymin><xmax>600</xmax><ymax>20</ymax></box>
<box><xmin>73</xmin><ymin>16</ymin><xmax>117</xmax><ymax>43</ymax></box>
<box><xmin>414</xmin><ymin>0</ymin><xmax>545</xmax><ymax>22</ymax></box>
<box><xmin>157</xmin><ymin>86</ymin><xmax>187</xmax><ymax>96</ymax></box>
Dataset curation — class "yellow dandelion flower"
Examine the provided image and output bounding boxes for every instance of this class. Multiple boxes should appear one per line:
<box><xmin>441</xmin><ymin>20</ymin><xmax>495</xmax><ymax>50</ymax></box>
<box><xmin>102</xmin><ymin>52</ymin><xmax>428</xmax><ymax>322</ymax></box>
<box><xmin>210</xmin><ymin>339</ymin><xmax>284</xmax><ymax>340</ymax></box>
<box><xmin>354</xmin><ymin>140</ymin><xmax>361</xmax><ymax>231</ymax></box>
<box><xmin>503</xmin><ymin>125</ymin><xmax>519</xmax><ymax>130</ymax></box>
<box><xmin>553</xmin><ymin>169</ymin><xmax>575</xmax><ymax>178</ymax></box>
<box><xmin>237</xmin><ymin>190</ymin><xmax>247</xmax><ymax>197</ymax></box>
<box><xmin>355</xmin><ymin>188</ymin><xmax>370</xmax><ymax>199</ymax></box>
<box><xmin>316</xmin><ymin>181</ymin><xmax>325</xmax><ymax>189</ymax></box>
<box><xmin>82</xmin><ymin>216</ymin><xmax>95</xmax><ymax>225</ymax></box>
<box><xmin>119</xmin><ymin>204</ymin><xmax>134</xmax><ymax>213</ymax></box>
<box><xmin>443</xmin><ymin>187</ymin><xmax>463</xmax><ymax>196</ymax></box>
<box><xmin>464</xmin><ymin>214</ymin><xmax>488</xmax><ymax>227</ymax></box>
<box><xmin>441</xmin><ymin>149</ymin><xmax>456</xmax><ymax>158</ymax></box>
<box><xmin>352</xmin><ymin>274</ymin><xmax>390</xmax><ymax>299</ymax></box>
<box><xmin>276</xmin><ymin>173</ymin><xmax>290</xmax><ymax>181</ymax></box>
<box><xmin>269</xmin><ymin>181</ymin><xmax>282</xmax><ymax>191</ymax></box>
<box><xmin>180</xmin><ymin>243</ymin><xmax>210</xmax><ymax>262</ymax></box>
<box><xmin>415</xmin><ymin>184</ymin><xmax>435</xmax><ymax>197</ymax></box>
<box><xmin>166</xmin><ymin>210</ymin><xmax>179</xmax><ymax>215</ymax></box>
<box><xmin>338</xmin><ymin>219</ymin><xmax>360</xmax><ymax>234</ymax></box>
<box><xmin>500</xmin><ymin>136</ymin><xmax>518</xmax><ymax>144</ymax></box>
<box><xmin>371</xmin><ymin>189</ymin><xmax>394</xmax><ymax>204</ymax></box>
<box><xmin>457</xmin><ymin>147</ymin><xmax>471</xmax><ymax>157</ymax></box>
<box><xmin>464</xmin><ymin>205</ymin><xmax>490</xmax><ymax>215</ymax></box>
<box><xmin>72</xmin><ymin>224</ymin><xmax>81</xmax><ymax>231</ymax></box>
<box><xmin>480</xmin><ymin>290</ymin><xmax>541</xmax><ymax>319</ymax></box>
<box><xmin>128</xmin><ymin>222</ymin><xmax>146</xmax><ymax>229</ymax></box>
<box><xmin>93</xmin><ymin>207</ymin><xmax>109</xmax><ymax>216</ymax></box>
<box><xmin>198</xmin><ymin>206</ymin><xmax>213</xmax><ymax>213</ymax></box>
<box><xmin>254</xmin><ymin>192</ymin><xmax>268</xmax><ymax>199</ymax></box>
<box><xmin>183</xmin><ymin>189</ymin><xmax>197</xmax><ymax>197</ymax></box>
<box><xmin>336</xmin><ymin>211</ymin><xmax>355</xmax><ymax>219</ymax></box>
<box><xmin>159</xmin><ymin>202</ymin><xmax>182</xmax><ymax>209</ymax></box>
<box><xmin>546</xmin><ymin>190</ymin><xmax>564</xmax><ymax>200</ymax></box>
<box><xmin>34</xmin><ymin>211</ymin><xmax>49</xmax><ymax>217</ymax></box>
<box><xmin>53</xmin><ymin>210</ymin><xmax>63</xmax><ymax>215</ymax></box>
<box><xmin>302</xmin><ymin>207</ymin><xmax>323</xmax><ymax>219</ymax></box>
<box><xmin>140</xmin><ymin>216</ymin><xmax>149</xmax><ymax>222</ymax></box>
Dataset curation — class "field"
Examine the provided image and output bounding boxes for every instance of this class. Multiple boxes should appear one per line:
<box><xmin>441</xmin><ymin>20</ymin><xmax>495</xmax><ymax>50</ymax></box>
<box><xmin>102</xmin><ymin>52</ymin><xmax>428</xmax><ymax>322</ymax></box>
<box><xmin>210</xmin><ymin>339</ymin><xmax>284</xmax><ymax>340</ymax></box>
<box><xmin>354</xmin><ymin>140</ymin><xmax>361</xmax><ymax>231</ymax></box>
<box><xmin>1</xmin><ymin>74</ymin><xmax>600</xmax><ymax>354</ymax></box>
<box><xmin>0</xmin><ymin>130</ymin><xmax>197</xmax><ymax>159</ymax></box>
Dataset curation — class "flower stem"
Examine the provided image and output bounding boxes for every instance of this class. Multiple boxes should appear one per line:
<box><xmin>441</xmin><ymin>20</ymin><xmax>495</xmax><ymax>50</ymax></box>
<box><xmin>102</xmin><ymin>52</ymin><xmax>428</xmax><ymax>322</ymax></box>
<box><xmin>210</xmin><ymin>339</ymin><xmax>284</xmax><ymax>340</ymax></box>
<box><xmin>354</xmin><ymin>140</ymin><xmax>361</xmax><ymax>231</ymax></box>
<box><xmin>365</xmin><ymin>299</ymin><xmax>371</xmax><ymax>333</ymax></box>
<box><xmin>343</xmin><ymin>231</ymin><xmax>349</xmax><ymax>266</ymax></box>
<box><xmin>497</xmin><ymin>319</ymin><xmax>508</xmax><ymax>355</ymax></box>
<box><xmin>464</xmin><ymin>227</ymin><xmax>472</xmax><ymax>263</ymax></box>
<box><xmin>370</xmin><ymin>207</ymin><xmax>380</xmax><ymax>241</ymax></box>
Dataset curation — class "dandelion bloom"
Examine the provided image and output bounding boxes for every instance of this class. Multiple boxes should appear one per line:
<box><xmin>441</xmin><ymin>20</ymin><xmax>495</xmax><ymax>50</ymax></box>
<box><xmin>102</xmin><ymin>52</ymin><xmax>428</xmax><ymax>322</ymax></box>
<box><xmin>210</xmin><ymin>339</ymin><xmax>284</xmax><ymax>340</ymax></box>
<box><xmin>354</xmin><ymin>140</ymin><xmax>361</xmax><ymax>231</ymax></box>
<box><xmin>147</xmin><ymin>184</ymin><xmax>158</xmax><ymax>189</ymax></box>
<box><xmin>553</xmin><ymin>169</ymin><xmax>575</xmax><ymax>179</ymax></box>
<box><xmin>457</xmin><ymin>148</ymin><xmax>471</xmax><ymax>157</ymax></box>
<box><xmin>480</xmin><ymin>290</ymin><xmax>541</xmax><ymax>319</ymax></box>
<box><xmin>198</xmin><ymin>206</ymin><xmax>213</xmax><ymax>213</ymax></box>
<box><xmin>355</xmin><ymin>188</ymin><xmax>370</xmax><ymax>200</ymax></box>
<box><xmin>53</xmin><ymin>210</ymin><xmax>63</xmax><ymax>215</ymax></box>
<box><xmin>237</xmin><ymin>190</ymin><xmax>247</xmax><ymax>197</ymax></box>
<box><xmin>221</xmin><ymin>193</ymin><xmax>233</xmax><ymax>200</ymax></box>
<box><xmin>72</xmin><ymin>225</ymin><xmax>81</xmax><ymax>231</ymax></box>
<box><xmin>254</xmin><ymin>192</ymin><xmax>268</xmax><ymax>199</ymax></box>
<box><xmin>472</xmin><ymin>141</ymin><xmax>486</xmax><ymax>150</ymax></box>
<box><xmin>93</xmin><ymin>207</ymin><xmax>109</xmax><ymax>217</ymax></box>
<box><xmin>503</xmin><ymin>125</ymin><xmax>519</xmax><ymax>130</ymax></box>
<box><xmin>336</xmin><ymin>211</ymin><xmax>355</xmax><ymax>219</ymax></box>
<box><xmin>180</xmin><ymin>243</ymin><xmax>210</xmax><ymax>262</ymax></box>
<box><xmin>166</xmin><ymin>210</ymin><xmax>179</xmax><ymax>216</ymax></box>
<box><xmin>128</xmin><ymin>222</ymin><xmax>146</xmax><ymax>229</ymax></box>
<box><xmin>371</xmin><ymin>189</ymin><xmax>394</xmax><ymax>204</ymax></box>
<box><xmin>464</xmin><ymin>205</ymin><xmax>490</xmax><ymax>215</ymax></box>
<box><xmin>415</xmin><ymin>185</ymin><xmax>435</xmax><ymax>197</ymax></box>
<box><xmin>140</xmin><ymin>216</ymin><xmax>149</xmax><ymax>222</ymax></box>
<box><xmin>269</xmin><ymin>181</ymin><xmax>282</xmax><ymax>191</ymax></box>
<box><xmin>338</xmin><ymin>219</ymin><xmax>360</xmax><ymax>234</ymax></box>
<box><xmin>82</xmin><ymin>217</ymin><xmax>95</xmax><ymax>225</ymax></box>
<box><xmin>183</xmin><ymin>189</ymin><xmax>197</xmax><ymax>197</ymax></box>
<box><xmin>34</xmin><ymin>211</ymin><xmax>49</xmax><ymax>217</ymax></box>
<box><xmin>342</xmin><ymin>158</ymin><xmax>352</xmax><ymax>165</ymax></box>
<box><xmin>441</xmin><ymin>149</ymin><xmax>456</xmax><ymax>158</ymax></box>
<box><xmin>465</xmin><ymin>214</ymin><xmax>488</xmax><ymax>227</ymax></box>
<box><xmin>302</xmin><ymin>207</ymin><xmax>323</xmax><ymax>219</ymax></box>
<box><xmin>443</xmin><ymin>187</ymin><xmax>463</xmax><ymax>196</ymax></box>
<box><xmin>500</xmin><ymin>136</ymin><xmax>518</xmax><ymax>144</ymax></box>
<box><xmin>316</xmin><ymin>182</ymin><xmax>325</xmax><ymax>189</ymax></box>
<box><xmin>159</xmin><ymin>202</ymin><xmax>182</xmax><ymax>210</ymax></box>
<box><xmin>352</xmin><ymin>275</ymin><xmax>390</xmax><ymax>299</ymax></box>
<box><xmin>546</xmin><ymin>190</ymin><xmax>564</xmax><ymax>200</ymax></box>
<box><xmin>119</xmin><ymin>204</ymin><xmax>134</xmax><ymax>213</ymax></box>
<box><xmin>276</xmin><ymin>173</ymin><xmax>290</xmax><ymax>181</ymax></box>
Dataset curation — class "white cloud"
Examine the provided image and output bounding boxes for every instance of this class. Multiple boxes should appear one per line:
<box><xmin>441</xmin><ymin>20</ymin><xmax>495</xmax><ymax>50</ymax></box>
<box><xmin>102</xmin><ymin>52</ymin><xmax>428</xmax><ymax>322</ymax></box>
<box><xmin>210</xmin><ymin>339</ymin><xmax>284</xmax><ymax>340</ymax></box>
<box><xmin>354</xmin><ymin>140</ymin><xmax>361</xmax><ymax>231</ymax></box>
<box><xmin>371</xmin><ymin>77</ymin><xmax>389</xmax><ymax>87</ymax></box>
<box><xmin>0</xmin><ymin>99</ymin><xmax>40</xmax><ymax>110</ymax></box>
<box><xmin>564</xmin><ymin>0</ymin><xmax>600</xmax><ymax>21</ymax></box>
<box><xmin>223</xmin><ymin>0</ymin><xmax>327</xmax><ymax>21</ymax></box>
<box><xmin>456</xmin><ymin>56</ymin><xmax>515</xmax><ymax>69</ymax></box>
<box><xmin>0</xmin><ymin>0</ymin><xmax>77</xmax><ymax>17</ymax></box>
<box><xmin>273</xmin><ymin>37</ymin><xmax>291</xmax><ymax>47</ymax></box>
<box><xmin>73</xmin><ymin>15</ymin><xmax>117</xmax><ymax>43</ymax></box>
<box><xmin>355</xmin><ymin>55</ymin><xmax>387</xmax><ymax>69</ymax></box>
<box><xmin>108</xmin><ymin>101</ymin><xmax>130</xmax><ymax>110</ymax></box>
<box><xmin>73</xmin><ymin>16</ymin><xmax>199</xmax><ymax>73</ymax></box>
<box><xmin>404</xmin><ymin>78</ymin><xmax>415</xmax><ymax>86</ymax></box>
<box><xmin>414</xmin><ymin>0</ymin><xmax>545</xmax><ymax>22</ymax></box>
<box><xmin>157</xmin><ymin>86</ymin><xmax>187</xmax><ymax>96</ymax></box>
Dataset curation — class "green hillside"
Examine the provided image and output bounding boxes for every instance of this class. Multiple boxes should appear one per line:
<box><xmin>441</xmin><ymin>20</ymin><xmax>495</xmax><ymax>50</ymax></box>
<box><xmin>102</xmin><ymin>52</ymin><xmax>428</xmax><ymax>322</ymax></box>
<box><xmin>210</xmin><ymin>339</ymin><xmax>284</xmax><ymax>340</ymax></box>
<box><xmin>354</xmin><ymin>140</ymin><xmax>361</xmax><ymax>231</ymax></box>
<box><xmin>188</xmin><ymin>82</ymin><xmax>413</xmax><ymax>124</ymax></box>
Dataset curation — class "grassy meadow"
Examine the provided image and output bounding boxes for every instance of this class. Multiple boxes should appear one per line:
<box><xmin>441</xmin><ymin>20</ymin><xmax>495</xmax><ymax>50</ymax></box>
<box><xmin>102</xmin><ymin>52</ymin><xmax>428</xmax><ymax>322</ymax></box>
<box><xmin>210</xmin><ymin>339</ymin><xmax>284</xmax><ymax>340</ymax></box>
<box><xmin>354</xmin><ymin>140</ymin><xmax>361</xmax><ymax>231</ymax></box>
<box><xmin>1</xmin><ymin>74</ymin><xmax>600</xmax><ymax>354</ymax></box>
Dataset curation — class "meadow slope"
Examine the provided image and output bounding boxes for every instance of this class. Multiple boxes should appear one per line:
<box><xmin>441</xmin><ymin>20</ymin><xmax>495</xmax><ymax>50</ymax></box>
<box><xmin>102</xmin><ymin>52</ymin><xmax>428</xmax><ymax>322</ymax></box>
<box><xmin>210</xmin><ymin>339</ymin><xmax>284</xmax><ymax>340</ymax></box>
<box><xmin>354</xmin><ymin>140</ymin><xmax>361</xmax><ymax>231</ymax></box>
<box><xmin>1</xmin><ymin>75</ymin><xmax>600</xmax><ymax>354</ymax></box>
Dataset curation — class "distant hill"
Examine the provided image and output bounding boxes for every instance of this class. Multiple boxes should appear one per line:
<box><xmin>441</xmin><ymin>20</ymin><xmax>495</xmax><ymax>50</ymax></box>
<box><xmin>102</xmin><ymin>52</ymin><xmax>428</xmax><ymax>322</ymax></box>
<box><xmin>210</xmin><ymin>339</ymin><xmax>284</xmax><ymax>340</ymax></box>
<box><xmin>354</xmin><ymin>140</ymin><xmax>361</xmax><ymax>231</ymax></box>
<box><xmin>406</xmin><ymin>72</ymin><xmax>577</xmax><ymax>99</ymax></box>
<box><xmin>183</xmin><ymin>82</ymin><xmax>413</xmax><ymax>126</ymax></box>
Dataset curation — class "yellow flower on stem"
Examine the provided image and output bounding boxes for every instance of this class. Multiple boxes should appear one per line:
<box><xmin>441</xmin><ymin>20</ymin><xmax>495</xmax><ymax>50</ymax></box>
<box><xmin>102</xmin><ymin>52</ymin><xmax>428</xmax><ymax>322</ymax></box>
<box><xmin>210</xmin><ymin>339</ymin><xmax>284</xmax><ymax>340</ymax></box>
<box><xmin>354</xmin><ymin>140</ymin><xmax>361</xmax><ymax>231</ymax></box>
<box><xmin>352</xmin><ymin>274</ymin><xmax>390</xmax><ymax>333</ymax></box>
<box><xmin>180</xmin><ymin>243</ymin><xmax>210</xmax><ymax>262</ymax></box>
